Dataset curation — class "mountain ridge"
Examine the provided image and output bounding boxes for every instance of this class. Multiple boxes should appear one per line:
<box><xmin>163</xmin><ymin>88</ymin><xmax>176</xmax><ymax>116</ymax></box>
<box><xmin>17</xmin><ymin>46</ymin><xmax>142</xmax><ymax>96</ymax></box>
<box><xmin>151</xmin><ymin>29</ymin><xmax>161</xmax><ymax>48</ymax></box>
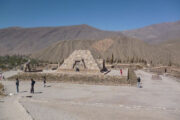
<box><xmin>0</xmin><ymin>21</ymin><xmax>180</xmax><ymax>65</ymax></box>
<box><xmin>122</xmin><ymin>20</ymin><xmax>180</xmax><ymax>43</ymax></box>
<box><xmin>32</xmin><ymin>36</ymin><xmax>178</xmax><ymax>65</ymax></box>
<box><xmin>0</xmin><ymin>24</ymin><xmax>123</xmax><ymax>55</ymax></box>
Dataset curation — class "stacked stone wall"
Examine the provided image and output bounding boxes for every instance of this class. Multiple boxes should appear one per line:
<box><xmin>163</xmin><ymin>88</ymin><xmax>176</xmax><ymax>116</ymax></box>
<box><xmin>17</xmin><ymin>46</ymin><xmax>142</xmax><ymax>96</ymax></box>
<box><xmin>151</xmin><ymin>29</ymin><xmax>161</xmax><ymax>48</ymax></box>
<box><xmin>59</xmin><ymin>50</ymin><xmax>100</xmax><ymax>71</ymax></box>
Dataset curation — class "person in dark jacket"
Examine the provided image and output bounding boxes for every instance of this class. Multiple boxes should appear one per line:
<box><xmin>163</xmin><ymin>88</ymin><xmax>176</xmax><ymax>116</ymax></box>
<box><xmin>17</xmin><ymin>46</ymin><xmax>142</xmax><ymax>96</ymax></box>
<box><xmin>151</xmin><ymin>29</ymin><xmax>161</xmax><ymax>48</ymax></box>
<box><xmin>137</xmin><ymin>77</ymin><xmax>141</xmax><ymax>88</ymax></box>
<box><xmin>16</xmin><ymin>78</ymin><xmax>19</xmax><ymax>93</ymax></box>
<box><xmin>30</xmin><ymin>78</ymin><xmax>36</xmax><ymax>93</ymax></box>
<box><xmin>43</xmin><ymin>76</ymin><xmax>46</xmax><ymax>87</ymax></box>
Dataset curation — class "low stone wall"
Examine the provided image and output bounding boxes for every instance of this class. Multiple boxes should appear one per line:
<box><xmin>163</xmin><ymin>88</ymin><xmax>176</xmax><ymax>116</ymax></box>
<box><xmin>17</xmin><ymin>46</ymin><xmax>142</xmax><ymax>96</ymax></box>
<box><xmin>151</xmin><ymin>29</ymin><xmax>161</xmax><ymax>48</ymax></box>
<box><xmin>147</xmin><ymin>67</ymin><xmax>169</xmax><ymax>74</ymax></box>
<box><xmin>8</xmin><ymin>71</ymin><xmax>137</xmax><ymax>86</ymax></box>
<box><xmin>57</xmin><ymin>69</ymin><xmax>100</xmax><ymax>74</ymax></box>
<box><xmin>106</xmin><ymin>64</ymin><xmax>143</xmax><ymax>70</ymax></box>
<box><xmin>144</xmin><ymin>67</ymin><xmax>180</xmax><ymax>79</ymax></box>
<box><xmin>168</xmin><ymin>69</ymin><xmax>180</xmax><ymax>79</ymax></box>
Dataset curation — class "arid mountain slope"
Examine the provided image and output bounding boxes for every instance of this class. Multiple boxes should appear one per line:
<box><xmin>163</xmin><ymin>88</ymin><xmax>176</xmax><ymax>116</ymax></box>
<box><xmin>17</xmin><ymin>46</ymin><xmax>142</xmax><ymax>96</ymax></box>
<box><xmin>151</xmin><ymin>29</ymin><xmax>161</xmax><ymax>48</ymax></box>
<box><xmin>32</xmin><ymin>37</ymin><xmax>173</xmax><ymax>65</ymax></box>
<box><xmin>0</xmin><ymin>21</ymin><xmax>180</xmax><ymax>55</ymax></box>
<box><xmin>123</xmin><ymin>21</ymin><xmax>180</xmax><ymax>44</ymax></box>
<box><xmin>159</xmin><ymin>38</ymin><xmax>180</xmax><ymax>65</ymax></box>
<box><xmin>0</xmin><ymin>25</ymin><xmax>123</xmax><ymax>55</ymax></box>
<box><xmin>1</xmin><ymin>22</ymin><xmax>180</xmax><ymax>65</ymax></box>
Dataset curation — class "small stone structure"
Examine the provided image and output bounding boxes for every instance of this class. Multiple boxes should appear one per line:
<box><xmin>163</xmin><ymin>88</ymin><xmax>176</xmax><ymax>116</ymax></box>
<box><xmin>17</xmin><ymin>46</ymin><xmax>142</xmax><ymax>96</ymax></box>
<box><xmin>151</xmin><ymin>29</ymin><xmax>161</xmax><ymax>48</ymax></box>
<box><xmin>58</xmin><ymin>50</ymin><xmax>100</xmax><ymax>72</ymax></box>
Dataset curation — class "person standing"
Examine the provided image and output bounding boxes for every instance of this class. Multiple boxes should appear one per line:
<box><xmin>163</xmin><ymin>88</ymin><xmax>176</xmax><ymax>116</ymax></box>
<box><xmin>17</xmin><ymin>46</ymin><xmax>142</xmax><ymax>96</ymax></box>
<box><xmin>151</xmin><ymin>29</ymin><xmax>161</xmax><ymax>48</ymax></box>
<box><xmin>120</xmin><ymin>69</ymin><xmax>123</xmax><ymax>75</ymax></box>
<box><xmin>137</xmin><ymin>77</ymin><xmax>141</xmax><ymax>88</ymax></box>
<box><xmin>43</xmin><ymin>76</ymin><xmax>46</xmax><ymax>87</ymax></box>
<box><xmin>16</xmin><ymin>78</ymin><xmax>19</xmax><ymax>93</ymax></box>
<box><xmin>30</xmin><ymin>78</ymin><xmax>36</xmax><ymax>93</ymax></box>
<box><xmin>165</xmin><ymin>68</ymin><xmax>167</xmax><ymax>73</ymax></box>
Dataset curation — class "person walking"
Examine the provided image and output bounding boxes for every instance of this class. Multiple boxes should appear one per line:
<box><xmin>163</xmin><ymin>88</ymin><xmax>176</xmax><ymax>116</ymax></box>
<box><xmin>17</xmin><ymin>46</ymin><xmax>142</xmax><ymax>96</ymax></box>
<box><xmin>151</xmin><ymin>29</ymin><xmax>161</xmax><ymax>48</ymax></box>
<box><xmin>16</xmin><ymin>78</ymin><xmax>19</xmax><ymax>93</ymax></box>
<box><xmin>30</xmin><ymin>78</ymin><xmax>36</xmax><ymax>93</ymax></box>
<box><xmin>137</xmin><ymin>77</ymin><xmax>141</xmax><ymax>88</ymax></box>
<box><xmin>43</xmin><ymin>76</ymin><xmax>46</xmax><ymax>87</ymax></box>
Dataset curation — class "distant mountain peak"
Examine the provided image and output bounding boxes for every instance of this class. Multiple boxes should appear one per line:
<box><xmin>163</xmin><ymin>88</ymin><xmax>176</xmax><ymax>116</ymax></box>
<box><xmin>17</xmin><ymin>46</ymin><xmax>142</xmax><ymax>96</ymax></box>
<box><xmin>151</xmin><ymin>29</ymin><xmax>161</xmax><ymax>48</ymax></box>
<box><xmin>79</xmin><ymin>24</ymin><xmax>90</xmax><ymax>27</ymax></box>
<box><xmin>0</xmin><ymin>26</ymin><xmax>22</xmax><ymax>30</ymax></box>
<box><xmin>72</xmin><ymin>24</ymin><xmax>100</xmax><ymax>31</ymax></box>
<box><xmin>123</xmin><ymin>20</ymin><xmax>180</xmax><ymax>44</ymax></box>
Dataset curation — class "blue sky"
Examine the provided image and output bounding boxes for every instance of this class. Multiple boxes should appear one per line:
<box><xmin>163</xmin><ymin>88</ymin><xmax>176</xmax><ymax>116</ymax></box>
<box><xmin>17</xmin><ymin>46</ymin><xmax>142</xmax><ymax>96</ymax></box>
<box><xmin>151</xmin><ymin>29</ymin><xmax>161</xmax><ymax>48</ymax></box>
<box><xmin>0</xmin><ymin>0</ymin><xmax>180</xmax><ymax>30</ymax></box>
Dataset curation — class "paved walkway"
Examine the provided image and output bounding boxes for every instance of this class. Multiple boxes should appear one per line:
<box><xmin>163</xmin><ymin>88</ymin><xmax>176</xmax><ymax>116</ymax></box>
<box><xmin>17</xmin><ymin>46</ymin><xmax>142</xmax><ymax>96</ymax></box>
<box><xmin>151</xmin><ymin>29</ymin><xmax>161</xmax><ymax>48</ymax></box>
<box><xmin>0</xmin><ymin>70</ymin><xmax>180</xmax><ymax>120</ymax></box>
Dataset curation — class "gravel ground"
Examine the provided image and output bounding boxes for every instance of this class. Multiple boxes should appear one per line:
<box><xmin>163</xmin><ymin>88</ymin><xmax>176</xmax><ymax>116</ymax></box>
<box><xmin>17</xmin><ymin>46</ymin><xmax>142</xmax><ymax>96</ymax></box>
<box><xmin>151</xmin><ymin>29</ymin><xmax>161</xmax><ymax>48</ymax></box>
<box><xmin>106</xmin><ymin>68</ymin><xmax>128</xmax><ymax>76</ymax></box>
<box><xmin>2</xmin><ymin>70</ymin><xmax>21</xmax><ymax>79</ymax></box>
<box><xmin>0</xmin><ymin>70</ymin><xmax>180</xmax><ymax>120</ymax></box>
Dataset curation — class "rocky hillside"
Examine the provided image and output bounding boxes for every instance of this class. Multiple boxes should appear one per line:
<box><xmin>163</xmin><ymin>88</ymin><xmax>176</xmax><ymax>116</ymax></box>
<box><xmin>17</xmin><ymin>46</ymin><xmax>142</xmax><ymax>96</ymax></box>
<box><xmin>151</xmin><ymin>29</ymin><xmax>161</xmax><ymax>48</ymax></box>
<box><xmin>123</xmin><ymin>21</ymin><xmax>180</xmax><ymax>44</ymax></box>
<box><xmin>32</xmin><ymin>36</ymin><xmax>174</xmax><ymax>65</ymax></box>
<box><xmin>0</xmin><ymin>25</ymin><xmax>123</xmax><ymax>55</ymax></box>
<box><xmin>0</xmin><ymin>21</ymin><xmax>180</xmax><ymax>66</ymax></box>
<box><xmin>159</xmin><ymin>38</ymin><xmax>180</xmax><ymax>65</ymax></box>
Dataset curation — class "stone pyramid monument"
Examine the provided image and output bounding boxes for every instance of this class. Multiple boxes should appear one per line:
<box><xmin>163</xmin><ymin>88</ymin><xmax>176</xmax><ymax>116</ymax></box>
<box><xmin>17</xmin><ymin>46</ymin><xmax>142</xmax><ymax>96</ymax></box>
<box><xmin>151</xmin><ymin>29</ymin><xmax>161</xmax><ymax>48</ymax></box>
<box><xmin>58</xmin><ymin>50</ymin><xmax>100</xmax><ymax>72</ymax></box>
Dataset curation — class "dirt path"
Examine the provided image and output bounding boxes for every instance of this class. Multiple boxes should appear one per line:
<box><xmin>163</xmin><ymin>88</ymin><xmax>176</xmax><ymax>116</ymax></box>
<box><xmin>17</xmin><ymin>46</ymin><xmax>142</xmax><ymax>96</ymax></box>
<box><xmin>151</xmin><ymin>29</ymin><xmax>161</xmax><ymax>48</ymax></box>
<box><xmin>0</xmin><ymin>70</ymin><xmax>180</xmax><ymax>120</ymax></box>
<box><xmin>2</xmin><ymin>70</ymin><xmax>21</xmax><ymax>79</ymax></box>
<box><xmin>0</xmin><ymin>96</ymin><xmax>33</xmax><ymax>120</ymax></box>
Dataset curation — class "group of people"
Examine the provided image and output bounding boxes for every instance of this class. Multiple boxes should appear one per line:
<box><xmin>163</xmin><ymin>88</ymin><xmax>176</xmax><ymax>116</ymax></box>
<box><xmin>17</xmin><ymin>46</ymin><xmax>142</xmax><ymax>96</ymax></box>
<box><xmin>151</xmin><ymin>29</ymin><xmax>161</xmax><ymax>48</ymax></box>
<box><xmin>15</xmin><ymin>76</ymin><xmax>46</xmax><ymax>93</ymax></box>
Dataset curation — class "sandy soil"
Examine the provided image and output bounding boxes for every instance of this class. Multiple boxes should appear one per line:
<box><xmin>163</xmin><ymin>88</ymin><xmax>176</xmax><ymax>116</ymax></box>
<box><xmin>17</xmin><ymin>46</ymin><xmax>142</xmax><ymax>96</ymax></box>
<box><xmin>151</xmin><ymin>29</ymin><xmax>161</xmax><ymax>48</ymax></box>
<box><xmin>0</xmin><ymin>70</ymin><xmax>180</xmax><ymax>120</ymax></box>
<box><xmin>2</xmin><ymin>70</ymin><xmax>21</xmax><ymax>79</ymax></box>
<box><xmin>106</xmin><ymin>69</ymin><xmax>128</xmax><ymax>76</ymax></box>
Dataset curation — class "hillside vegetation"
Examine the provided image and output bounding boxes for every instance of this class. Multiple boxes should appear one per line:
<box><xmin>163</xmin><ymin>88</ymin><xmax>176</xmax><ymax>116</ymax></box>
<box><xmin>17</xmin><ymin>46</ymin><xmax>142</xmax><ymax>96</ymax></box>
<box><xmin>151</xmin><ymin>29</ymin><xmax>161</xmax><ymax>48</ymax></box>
<box><xmin>0</xmin><ymin>55</ymin><xmax>42</xmax><ymax>70</ymax></box>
